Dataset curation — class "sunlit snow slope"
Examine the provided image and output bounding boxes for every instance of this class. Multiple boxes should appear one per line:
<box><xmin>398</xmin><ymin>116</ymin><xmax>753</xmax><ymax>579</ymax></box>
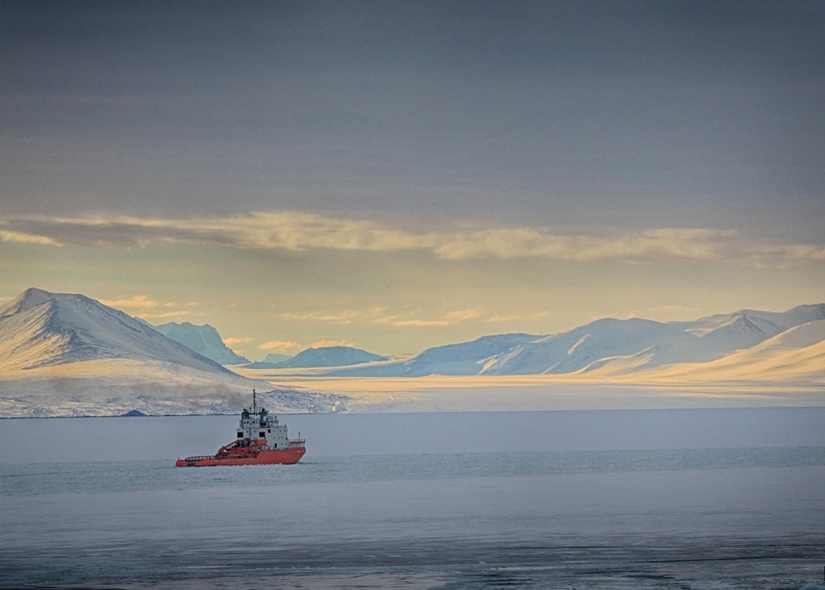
<box><xmin>0</xmin><ymin>289</ymin><xmax>345</xmax><ymax>416</ymax></box>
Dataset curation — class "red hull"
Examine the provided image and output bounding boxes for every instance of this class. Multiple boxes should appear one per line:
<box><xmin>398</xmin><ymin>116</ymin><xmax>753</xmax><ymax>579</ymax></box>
<box><xmin>176</xmin><ymin>446</ymin><xmax>306</xmax><ymax>467</ymax></box>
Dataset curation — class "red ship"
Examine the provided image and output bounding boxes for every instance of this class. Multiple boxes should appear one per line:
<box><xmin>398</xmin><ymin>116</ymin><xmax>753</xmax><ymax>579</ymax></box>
<box><xmin>176</xmin><ymin>391</ymin><xmax>306</xmax><ymax>467</ymax></box>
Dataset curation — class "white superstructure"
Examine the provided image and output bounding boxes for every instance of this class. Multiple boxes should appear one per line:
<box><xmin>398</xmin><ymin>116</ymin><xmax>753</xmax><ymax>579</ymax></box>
<box><xmin>236</xmin><ymin>390</ymin><xmax>292</xmax><ymax>450</ymax></box>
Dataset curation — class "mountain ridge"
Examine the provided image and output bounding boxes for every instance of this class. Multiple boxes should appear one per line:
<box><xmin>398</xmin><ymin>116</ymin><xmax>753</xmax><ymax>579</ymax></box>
<box><xmin>309</xmin><ymin>306</ymin><xmax>825</xmax><ymax>379</ymax></box>
<box><xmin>1</xmin><ymin>289</ymin><xmax>823</xmax><ymax>418</ymax></box>
<box><xmin>0</xmin><ymin>288</ymin><xmax>231</xmax><ymax>374</ymax></box>
<box><xmin>153</xmin><ymin>321</ymin><xmax>249</xmax><ymax>365</ymax></box>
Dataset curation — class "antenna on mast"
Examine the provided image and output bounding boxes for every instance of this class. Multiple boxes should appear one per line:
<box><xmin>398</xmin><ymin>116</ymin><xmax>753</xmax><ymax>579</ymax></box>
<box><xmin>252</xmin><ymin>389</ymin><xmax>257</xmax><ymax>413</ymax></box>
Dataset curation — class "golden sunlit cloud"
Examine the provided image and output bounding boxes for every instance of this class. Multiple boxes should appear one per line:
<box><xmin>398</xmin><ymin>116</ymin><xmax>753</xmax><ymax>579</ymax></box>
<box><xmin>279</xmin><ymin>307</ymin><xmax>388</xmax><ymax>324</ymax></box>
<box><xmin>99</xmin><ymin>295</ymin><xmax>161</xmax><ymax>312</ymax></box>
<box><xmin>373</xmin><ymin>308</ymin><xmax>487</xmax><ymax>327</ymax></box>
<box><xmin>259</xmin><ymin>340</ymin><xmax>303</xmax><ymax>353</ymax></box>
<box><xmin>280</xmin><ymin>306</ymin><xmax>489</xmax><ymax>328</ymax></box>
<box><xmin>224</xmin><ymin>337</ymin><xmax>253</xmax><ymax>347</ymax></box>
<box><xmin>310</xmin><ymin>339</ymin><xmax>356</xmax><ymax>348</ymax></box>
<box><xmin>0</xmin><ymin>229</ymin><xmax>61</xmax><ymax>246</ymax></box>
<box><xmin>485</xmin><ymin>311</ymin><xmax>549</xmax><ymax>323</ymax></box>
<box><xmin>2</xmin><ymin>211</ymin><xmax>824</xmax><ymax>266</ymax></box>
<box><xmin>139</xmin><ymin>310</ymin><xmax>190</xmax><ymax>321</ymax></box>
<box><xmin>99</xmin><ymin>295</ymin><xmax>196</xmax><ymax>323</ymax></box>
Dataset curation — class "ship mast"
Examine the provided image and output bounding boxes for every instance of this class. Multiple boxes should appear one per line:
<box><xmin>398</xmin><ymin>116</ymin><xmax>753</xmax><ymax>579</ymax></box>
<box><xmin>252</xmin><ymin>389</ymin><xmax>257</xmax><ymax>414</ymax></box>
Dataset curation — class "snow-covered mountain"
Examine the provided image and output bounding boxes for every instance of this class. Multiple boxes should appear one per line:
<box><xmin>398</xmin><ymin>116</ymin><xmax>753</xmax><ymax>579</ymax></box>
<box><xmin>636</xmin><ymin>319</ymin><xmax>825</xmax><ymax>384</ymax></box>
<box><xmin>0</xmin><ymin>289</ymin><xmax>347</xmax><ymax>417</ymax></box>
<box><xmin>0</xmin><ymin>288</ymin><xmax>231</xmax><ymax>373</ymax></box>
<box><xmin>327</xmin><ymin>334</ymin><xmax>540</xmax><ymax>376</ymax></box>
<box><xmin>482</xmin><ymin>306</ymin><xmax>825</xmax><ymax>376</ymax></box>
<box><xmin>2</xmin><ymin>288</ymin><xmax>822</xmax><ymax>416</ymax></box>
<box><xmin>481</xmin><ymin>319</ymin><xmax>692</xmax><ymax>375</ymax></box>
<box><xmin>153</xmin><ymin>321</ymin><xmax>249</xmax><ymax>365</ymax></box>
<box><xmin>295</xmin><ymin>306</ymin><xmax>825</xmax><ymax>379</ymax></box>
<box><xmin>678</xmin><ymin>305</ymin><xmax>825</xmax><ymax>336</ymax></box>
<box><xmin>272</xmin><ymin>346</ymin><xmax>387</xmax><ymax>369</ymax></box>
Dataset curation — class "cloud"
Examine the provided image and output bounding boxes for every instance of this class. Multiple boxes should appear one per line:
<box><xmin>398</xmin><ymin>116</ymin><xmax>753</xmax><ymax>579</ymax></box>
<box><xmin>259</xmin><ymin>340</ymin><xmax>303</xmax><ymax>353</ymax></box>
<box><xmin>430</xmin><ymin>227</ymin><xmax>743</xmax><ymax>262</ymax></box>
<box><xmin>279</xmin><ymin>305</ymin><xmax>488</xmax><ymax>328</ymax></box>
<box><xmin>224</xmin><ymin>337</ymin><xmax>253</xmax><ymax>347</ymax></box>
<box><xmin>99</xmin><ymin>295</ymin><xmax>161</xmax><ymax>312</ymax></box>
<box><xmin>310</xmin><ymin>339</ymin><xmax>356</xmax><ymax>348</ymax></box>
<box><xmin>279</xmin><ymin>307</ymin><xmax>388</xmax><ymax>325</ymax></box>
<box><xmin>0</xmin><ymin>212</ymin><xmax>433</xmax><ymax>252</ymax></box>
<box><xmin>373</xmin><ymin>307</ymin><xmax>486</xmax><ymax>327</ymax></box>
<box><xmin>99</xmin><ymin>294</ymin><xmax>194</xmax><ymax>322</ymax></box>
<box><xmin>139</xmin><ymin>310</ymin><xmax>190</xmax><ymax>321</ymax></box>
<box><xmin>0</xmin><ymin>229</ymin><xmax>61</xmax><ymax>246</ymax></box>
<box><xmin>2</xmin><ymin>211</ymin><xmax>823</xmax><ymax>266</ymax></box>
<box><xmin>485</xmin><ymin>311</ymin><xmax>549</xmax><ymax>323</ymax></box>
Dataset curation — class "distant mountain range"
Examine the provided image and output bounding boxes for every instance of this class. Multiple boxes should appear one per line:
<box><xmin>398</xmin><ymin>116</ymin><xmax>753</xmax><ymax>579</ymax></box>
<box><xmin>1</xmin><ymin>287</ymin><xmax>823</xmax><ymax>417</ymax></box>
<box><xmin>320</xmin><ymin>305</ymin><xmax>825</xmax><ymax>379</ymax></box>
<box><xmin>142</xmin><ymin>306</ymin><xmax>825</xmax><ymax>380</ymax></box>
<box><xmin>261</xmin><ymin>346</ymin><xmax>387</xmax><ymax>369</ymax></box>
<box><xmin>323</xmin><ymin>334</ymin><xmax>539</xmax><ymax>377</ymax></box>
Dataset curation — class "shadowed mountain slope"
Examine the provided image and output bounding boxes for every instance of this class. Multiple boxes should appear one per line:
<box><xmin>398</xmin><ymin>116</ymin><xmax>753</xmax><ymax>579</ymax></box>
<box><xmin>154</xmin><ymin>321</ymin><xmax>249</xmax><ymax>365</ymax></box>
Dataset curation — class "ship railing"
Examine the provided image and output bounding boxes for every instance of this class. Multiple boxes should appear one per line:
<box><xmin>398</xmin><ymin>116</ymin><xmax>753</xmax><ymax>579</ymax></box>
<box><xmin>181</xmin><ymin>455</ymin><xmax>215</xmax><ymax>461</ymax></box>
<box><xmin>288</xmin><ymin>439</ymin><xmax>306</xmax><ymax>448</ymax></box>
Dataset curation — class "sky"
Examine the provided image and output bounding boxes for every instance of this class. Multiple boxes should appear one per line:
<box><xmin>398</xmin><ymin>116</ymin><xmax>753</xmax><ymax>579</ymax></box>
<box><xmin>1</xmin><ymin>0</ymin><xmax>824</xmax><ymax>359</ymax></box>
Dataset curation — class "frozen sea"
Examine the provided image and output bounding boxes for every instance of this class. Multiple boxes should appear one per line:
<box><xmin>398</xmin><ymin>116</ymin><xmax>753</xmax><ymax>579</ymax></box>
<box><xmin>1</xmin><ymin>408</ymin><xmax>825</xmax><ymax>589</ymax></box>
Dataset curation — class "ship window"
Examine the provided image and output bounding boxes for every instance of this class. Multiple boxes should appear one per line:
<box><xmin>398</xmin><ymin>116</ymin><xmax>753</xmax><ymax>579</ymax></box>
<box><xmin>268</xmin><ymin>429</ymin><xmax>271</xmax><ymax>433</ymax></box>
<box><xmin>237</xmin><ymin>433</ymin><xmax>243</xmax><ymax>438</ymax></box>
<box><xmin>273</xmin><ymin>444</ymin><xmax>277</xmax><ymax>448</ymax></box>
<box><xmin>259</xmin><ymin>431</ymin><xmax>265</xmax><ymax>437</ymax></box>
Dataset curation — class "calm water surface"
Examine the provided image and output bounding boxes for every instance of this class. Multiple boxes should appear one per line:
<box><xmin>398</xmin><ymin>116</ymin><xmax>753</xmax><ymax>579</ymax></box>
<box><xmin>1</xmin><ymin>408</ymin><xmax>824</xmax><ymax>589</ymax></box>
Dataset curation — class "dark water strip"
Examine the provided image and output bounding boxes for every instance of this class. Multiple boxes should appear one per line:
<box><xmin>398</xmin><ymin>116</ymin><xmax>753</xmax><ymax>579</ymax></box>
<box><xmin>2</xmin><ymin>534</ymin><xmax>824</xmax><ymax>589</ymax></box>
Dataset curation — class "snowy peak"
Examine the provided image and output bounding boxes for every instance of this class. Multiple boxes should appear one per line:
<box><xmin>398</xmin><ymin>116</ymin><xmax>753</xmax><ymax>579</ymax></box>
<box><xmin>686</xmin><ymin>305</ymin><xmax>825</xmax><ymax>335</ymax></box>
<box><xmin>0</xmin><ymin>288</ymin><xmax>231</xmax><ymax>374</ymax></box>
<box><xmin>697</xmin><ymin>313</ymin><xmax>783</xmax><ymax>346</ymax></box>
<box><xmin>153</xmin><ymin>321</ymin><xmax>249</xmax><ymax>365</ymax></box>
<box><xmin>482</xmin><ymin>318</ymin><xmax>691</xmax><ymax>375</ymax></box>
<box><xmin>0</xmin><ymin>287</ymin><xmax>57</xmax><ymax>317</ymax></box>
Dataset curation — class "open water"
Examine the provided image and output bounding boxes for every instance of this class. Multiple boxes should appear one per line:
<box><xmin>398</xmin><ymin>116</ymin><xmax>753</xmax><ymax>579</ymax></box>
<box><xmin>1</xmin><ymin>408</ymin><xmax>824</xmax><ymax>589</ymax></box>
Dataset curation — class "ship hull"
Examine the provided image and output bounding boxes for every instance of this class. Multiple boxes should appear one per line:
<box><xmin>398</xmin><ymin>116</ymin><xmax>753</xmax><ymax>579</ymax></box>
<box><xmin>175</xmin><ymin>447</ymin><xmax>306</xmax><ymax>467</ymax></box>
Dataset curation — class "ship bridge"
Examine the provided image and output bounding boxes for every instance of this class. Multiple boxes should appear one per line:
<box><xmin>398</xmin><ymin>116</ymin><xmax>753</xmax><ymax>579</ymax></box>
<box><xmin>237</xmin><ymin>391</ymin><xmax>291</xmax><ymax>450</ymax></box>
